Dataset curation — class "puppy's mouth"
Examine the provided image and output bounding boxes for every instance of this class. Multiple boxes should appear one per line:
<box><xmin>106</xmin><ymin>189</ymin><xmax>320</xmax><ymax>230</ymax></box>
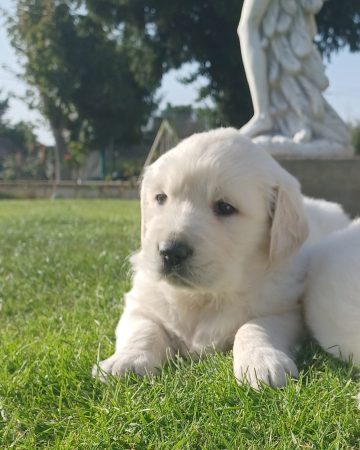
<box><xmin>160</xmin><ymin>265</ymin><xmax>195</xmax><ymax>288</ymax></box>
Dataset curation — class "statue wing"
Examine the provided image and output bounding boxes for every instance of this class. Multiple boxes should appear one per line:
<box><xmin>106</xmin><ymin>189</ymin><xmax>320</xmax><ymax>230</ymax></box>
<box><xmin>262</xmin><ymin>0</ymin><xmax>349</xmax><ymax>144</ymax></box>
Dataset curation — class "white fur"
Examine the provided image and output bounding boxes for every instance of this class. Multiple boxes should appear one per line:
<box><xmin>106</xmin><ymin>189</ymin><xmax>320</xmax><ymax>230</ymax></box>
<box><xmin>93</xmin><ymin>128</ymin><xmax>349</xmax><ymax>388</ymax></box>
<box><xmin>303</xmin><ymin>197</ymin><xmax>350</xmax><ymax>244</ymax></box>
<box><xmin>304</xmin><ymin>219</ymin><xmax>360</xmax><ymax>365</ymax></box>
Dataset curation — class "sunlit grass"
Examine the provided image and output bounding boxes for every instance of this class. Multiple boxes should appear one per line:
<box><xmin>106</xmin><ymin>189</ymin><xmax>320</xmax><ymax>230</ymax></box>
<box><xmin>0</xmin><ymin>200</ymin><xmax>359</xmax><ymax>449</ymax></box>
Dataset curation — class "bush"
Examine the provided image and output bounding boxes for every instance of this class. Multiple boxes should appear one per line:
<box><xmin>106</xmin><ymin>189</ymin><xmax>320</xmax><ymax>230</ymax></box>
<box><xmin>110</xmin><ymin>159</ymin><xmax>143</xmax><ymax>180</ymax></box>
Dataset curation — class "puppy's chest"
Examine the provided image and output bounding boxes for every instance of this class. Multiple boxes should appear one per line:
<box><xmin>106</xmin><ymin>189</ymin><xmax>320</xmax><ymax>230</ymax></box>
<box><xmin>164</xmin><ymin>302</ymin><xmax>248</xmax><ymax>355</ymax></box>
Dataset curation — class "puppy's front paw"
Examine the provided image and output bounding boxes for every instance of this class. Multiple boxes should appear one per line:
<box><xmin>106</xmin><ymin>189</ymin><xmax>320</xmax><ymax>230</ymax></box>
<box><xmin>234</xmin><ymin>347</ymin><xmax>298</xmax><ymax>389</ymax></box>
<box><xmin>92</xmin><ymin>351</ymin><xmax>159</xmax><ymax>382</ymax></box>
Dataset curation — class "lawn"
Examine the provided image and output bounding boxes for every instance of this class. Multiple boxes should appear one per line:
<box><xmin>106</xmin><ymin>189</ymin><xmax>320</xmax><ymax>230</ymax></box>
<box><xmin>0</xmin><ymin>200</ymin><xmax>359</xmax><ymax>449</ymax></box>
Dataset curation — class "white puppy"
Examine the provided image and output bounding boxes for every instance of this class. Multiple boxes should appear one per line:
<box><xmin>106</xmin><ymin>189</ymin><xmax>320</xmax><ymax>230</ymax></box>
<box><xmin>304</xmin><ymin>219</ymin><xmax>360</xmax><ymax>365</ymax></box>
<box><xmin>303</xmin><ymin>197</ymin><xmax>350</xmax><ymax>244</ymax></box>
<box><xmin>93</xmin><ymin>128</ymin><xmax>348</xmax><ymax>388</ymax></box>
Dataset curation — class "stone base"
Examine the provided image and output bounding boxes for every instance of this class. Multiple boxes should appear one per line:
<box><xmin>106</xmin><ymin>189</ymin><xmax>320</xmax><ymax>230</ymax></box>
<box><xmin>254</xmin><ymin>135</ymin><xmax>354</xmax><ymax>158</ymax></box>
<box><xmin>277</xmin><ymin>157</ymin><xmax>360</xmax><ymax>217</ymax></box>
<box><xmin>0</xmin><ymin>180</ymin><xmax>139</xmax><ymax>200</ymax></box>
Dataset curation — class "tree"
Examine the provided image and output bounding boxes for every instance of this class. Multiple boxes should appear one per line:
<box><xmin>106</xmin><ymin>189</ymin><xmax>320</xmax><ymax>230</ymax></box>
<box><xmin>316</xmin><ymin>0</ymin><xmax>360</xmax><ymax>58</ymax></box>
<box><xmin>0</xmin><ymin>91</ymin><xmax>48</xmax><ymax>180</ymax></box>
<box><xmin>7</xmin><ymin>0</ymin><xmax>161</xmax><ymax>179</ymax></box>
<box><xmin>84</xmin><ymin>0</ymin><xmax>360</xmax><ymax>127</ymax></box>
<box><xmin>0</xmin><ymin>97</ymin><xmax>9</xmax><ymax>127</ymax></box>
<box><xmin>0</xmin><ymin>92</ymin><xmax>33</xmax><ymax>150</ymax></box>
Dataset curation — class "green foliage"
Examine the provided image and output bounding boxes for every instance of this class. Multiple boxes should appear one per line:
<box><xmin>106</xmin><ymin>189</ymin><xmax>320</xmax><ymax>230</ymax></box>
<box><xmin>0</xmin><ymin>200</ymin><xmax>359</xmax><ymax>448</ymax></box>
<box><xmin>67</xmin><ymin>141</ymin><xmax>86</xmax><ymax>170</ymax></box>
<box><xmin>0</xmin><ymin>91</ymin><xmax>48</xmax><ymax>180</ymax></box>
<box><xmin>0</xmin><ymin>121</ymin><xmax>36</xmax><ymax>151</ymax></box>
<box><xmin>0</xmin><ymin>95</ymin><xmax>9</xmax><ymax>126</ymax></box>
<box><xmin>351</xmin><ymin>122</ymin><xmax>360</xmax><ymax>155</ymax></box>
<box><xmin>85</xmin><ymin>0</ymin><xmax>251</xmax><ymax>126</ymax></box>
<box><xmin>0</xmin><ymin>149</ymin><xmax>48</xmax><ymax>181</ymax></box>
<box><xmin>115</xmin><ymin>159</ymin><xmax>143</xmax><ymax>180</ymax></box>
<box><xmin>0</xmin><ymin>111</ymin><xmax>49</xmax><ymax>181</ymax></box>
<box><xmin>316</xmin><ymin>0</ymin><xmax>360</xmax><ymax>58</ymax></box>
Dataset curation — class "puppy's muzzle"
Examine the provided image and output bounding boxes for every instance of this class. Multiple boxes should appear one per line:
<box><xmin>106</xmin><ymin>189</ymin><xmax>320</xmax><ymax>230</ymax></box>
<box><xmin>159</xmin><ymin>240</ymin><xmax>193</xmax><ymax>274</ymax></box>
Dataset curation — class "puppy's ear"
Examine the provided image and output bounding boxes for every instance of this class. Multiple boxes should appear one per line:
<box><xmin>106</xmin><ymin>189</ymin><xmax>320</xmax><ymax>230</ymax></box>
<box><xmin>269</xmin><ymin>174</ymin><xmax>309</xmax><ymax>263</ymax></box>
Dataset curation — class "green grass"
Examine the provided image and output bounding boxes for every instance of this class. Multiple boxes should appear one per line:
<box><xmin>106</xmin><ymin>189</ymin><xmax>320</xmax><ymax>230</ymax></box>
<box><xmin>0</xmin><ymin>200</ymin><xmax>359</xmax><ymax>449</ymax></box>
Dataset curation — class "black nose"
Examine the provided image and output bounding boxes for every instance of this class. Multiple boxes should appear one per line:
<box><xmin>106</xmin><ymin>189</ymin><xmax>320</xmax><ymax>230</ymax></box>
<box><xmin>159</xmin><ymin>241</ymin><xmax>193</xmax><ymax>269</ymax></box>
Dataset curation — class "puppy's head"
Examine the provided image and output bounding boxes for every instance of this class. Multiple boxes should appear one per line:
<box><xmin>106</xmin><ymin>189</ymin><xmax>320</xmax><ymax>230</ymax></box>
<box><xmin>135</xmin><ymin>128</ymin><xmax>308</xmax><ymax>292</ymax></box>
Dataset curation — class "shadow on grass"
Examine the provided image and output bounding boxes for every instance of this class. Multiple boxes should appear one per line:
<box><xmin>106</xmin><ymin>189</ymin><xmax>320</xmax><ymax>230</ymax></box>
<box><xmin>85</xmin><ymin>340</ymin><xmax>359</xmax><ymax>412</ymax></box>
<box><xmin>296</xmin><ymin>337</ymin><xmax>360</xmax><ymax>384</ymax></box>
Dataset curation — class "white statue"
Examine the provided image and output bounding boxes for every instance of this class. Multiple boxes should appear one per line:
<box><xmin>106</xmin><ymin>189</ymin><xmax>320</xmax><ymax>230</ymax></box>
<box><xmin>238</xmin><ymin>0</ymin><xmax>353</xmax><ymax>157</ymax></box>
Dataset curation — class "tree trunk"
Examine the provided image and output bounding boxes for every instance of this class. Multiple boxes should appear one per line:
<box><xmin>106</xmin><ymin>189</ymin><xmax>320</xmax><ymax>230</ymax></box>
<box><xmin>50</xmin><ymin>124</ymin><xmax>69</xmax><ymax>181</ymax></box>
<box><xmin>41</xmin><ymin>94</ymin><xmax>70</xmax><ymax>181</ymax></box>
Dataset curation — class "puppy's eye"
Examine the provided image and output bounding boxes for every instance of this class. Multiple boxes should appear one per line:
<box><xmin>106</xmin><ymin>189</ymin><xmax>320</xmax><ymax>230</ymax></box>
<box><xmin>213</xmin><ymin>200</ymin><xmax>237</xmax><ymax>217</ymax></box>
<box><xmin>155</xmin><ymin>193</ymin><xmax>167</xmax><ymax>205</ymax></box>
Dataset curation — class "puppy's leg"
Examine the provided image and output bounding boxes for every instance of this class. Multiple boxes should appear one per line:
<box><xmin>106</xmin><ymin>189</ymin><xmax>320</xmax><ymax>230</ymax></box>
<box><xmin>233</xmin><ymin>311</ymin><xmax>303</xmax><ymax>388</ymax></box>
<box><xmin>93</xmin><ymin>310</ymin><xmax>172</xmax><ymax>381</ymax></box>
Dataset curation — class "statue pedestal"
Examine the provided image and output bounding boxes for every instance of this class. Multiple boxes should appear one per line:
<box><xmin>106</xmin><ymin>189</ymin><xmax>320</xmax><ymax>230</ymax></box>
<box><xmin>276</xmin><ymin>157</ymin><xmax>360</xmax><ymax>217</ymax></box>
<box><xmin>254</xmin><ymin>136</ymin><xmax>354</xmax><ymax>158</ymax></box>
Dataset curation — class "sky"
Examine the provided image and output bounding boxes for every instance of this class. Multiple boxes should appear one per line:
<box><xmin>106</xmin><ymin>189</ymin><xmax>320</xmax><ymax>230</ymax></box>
<box><xmin>0</xmin><ymin>1</ymin><xmax>360</xmax><ymax>146</ymax></box>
